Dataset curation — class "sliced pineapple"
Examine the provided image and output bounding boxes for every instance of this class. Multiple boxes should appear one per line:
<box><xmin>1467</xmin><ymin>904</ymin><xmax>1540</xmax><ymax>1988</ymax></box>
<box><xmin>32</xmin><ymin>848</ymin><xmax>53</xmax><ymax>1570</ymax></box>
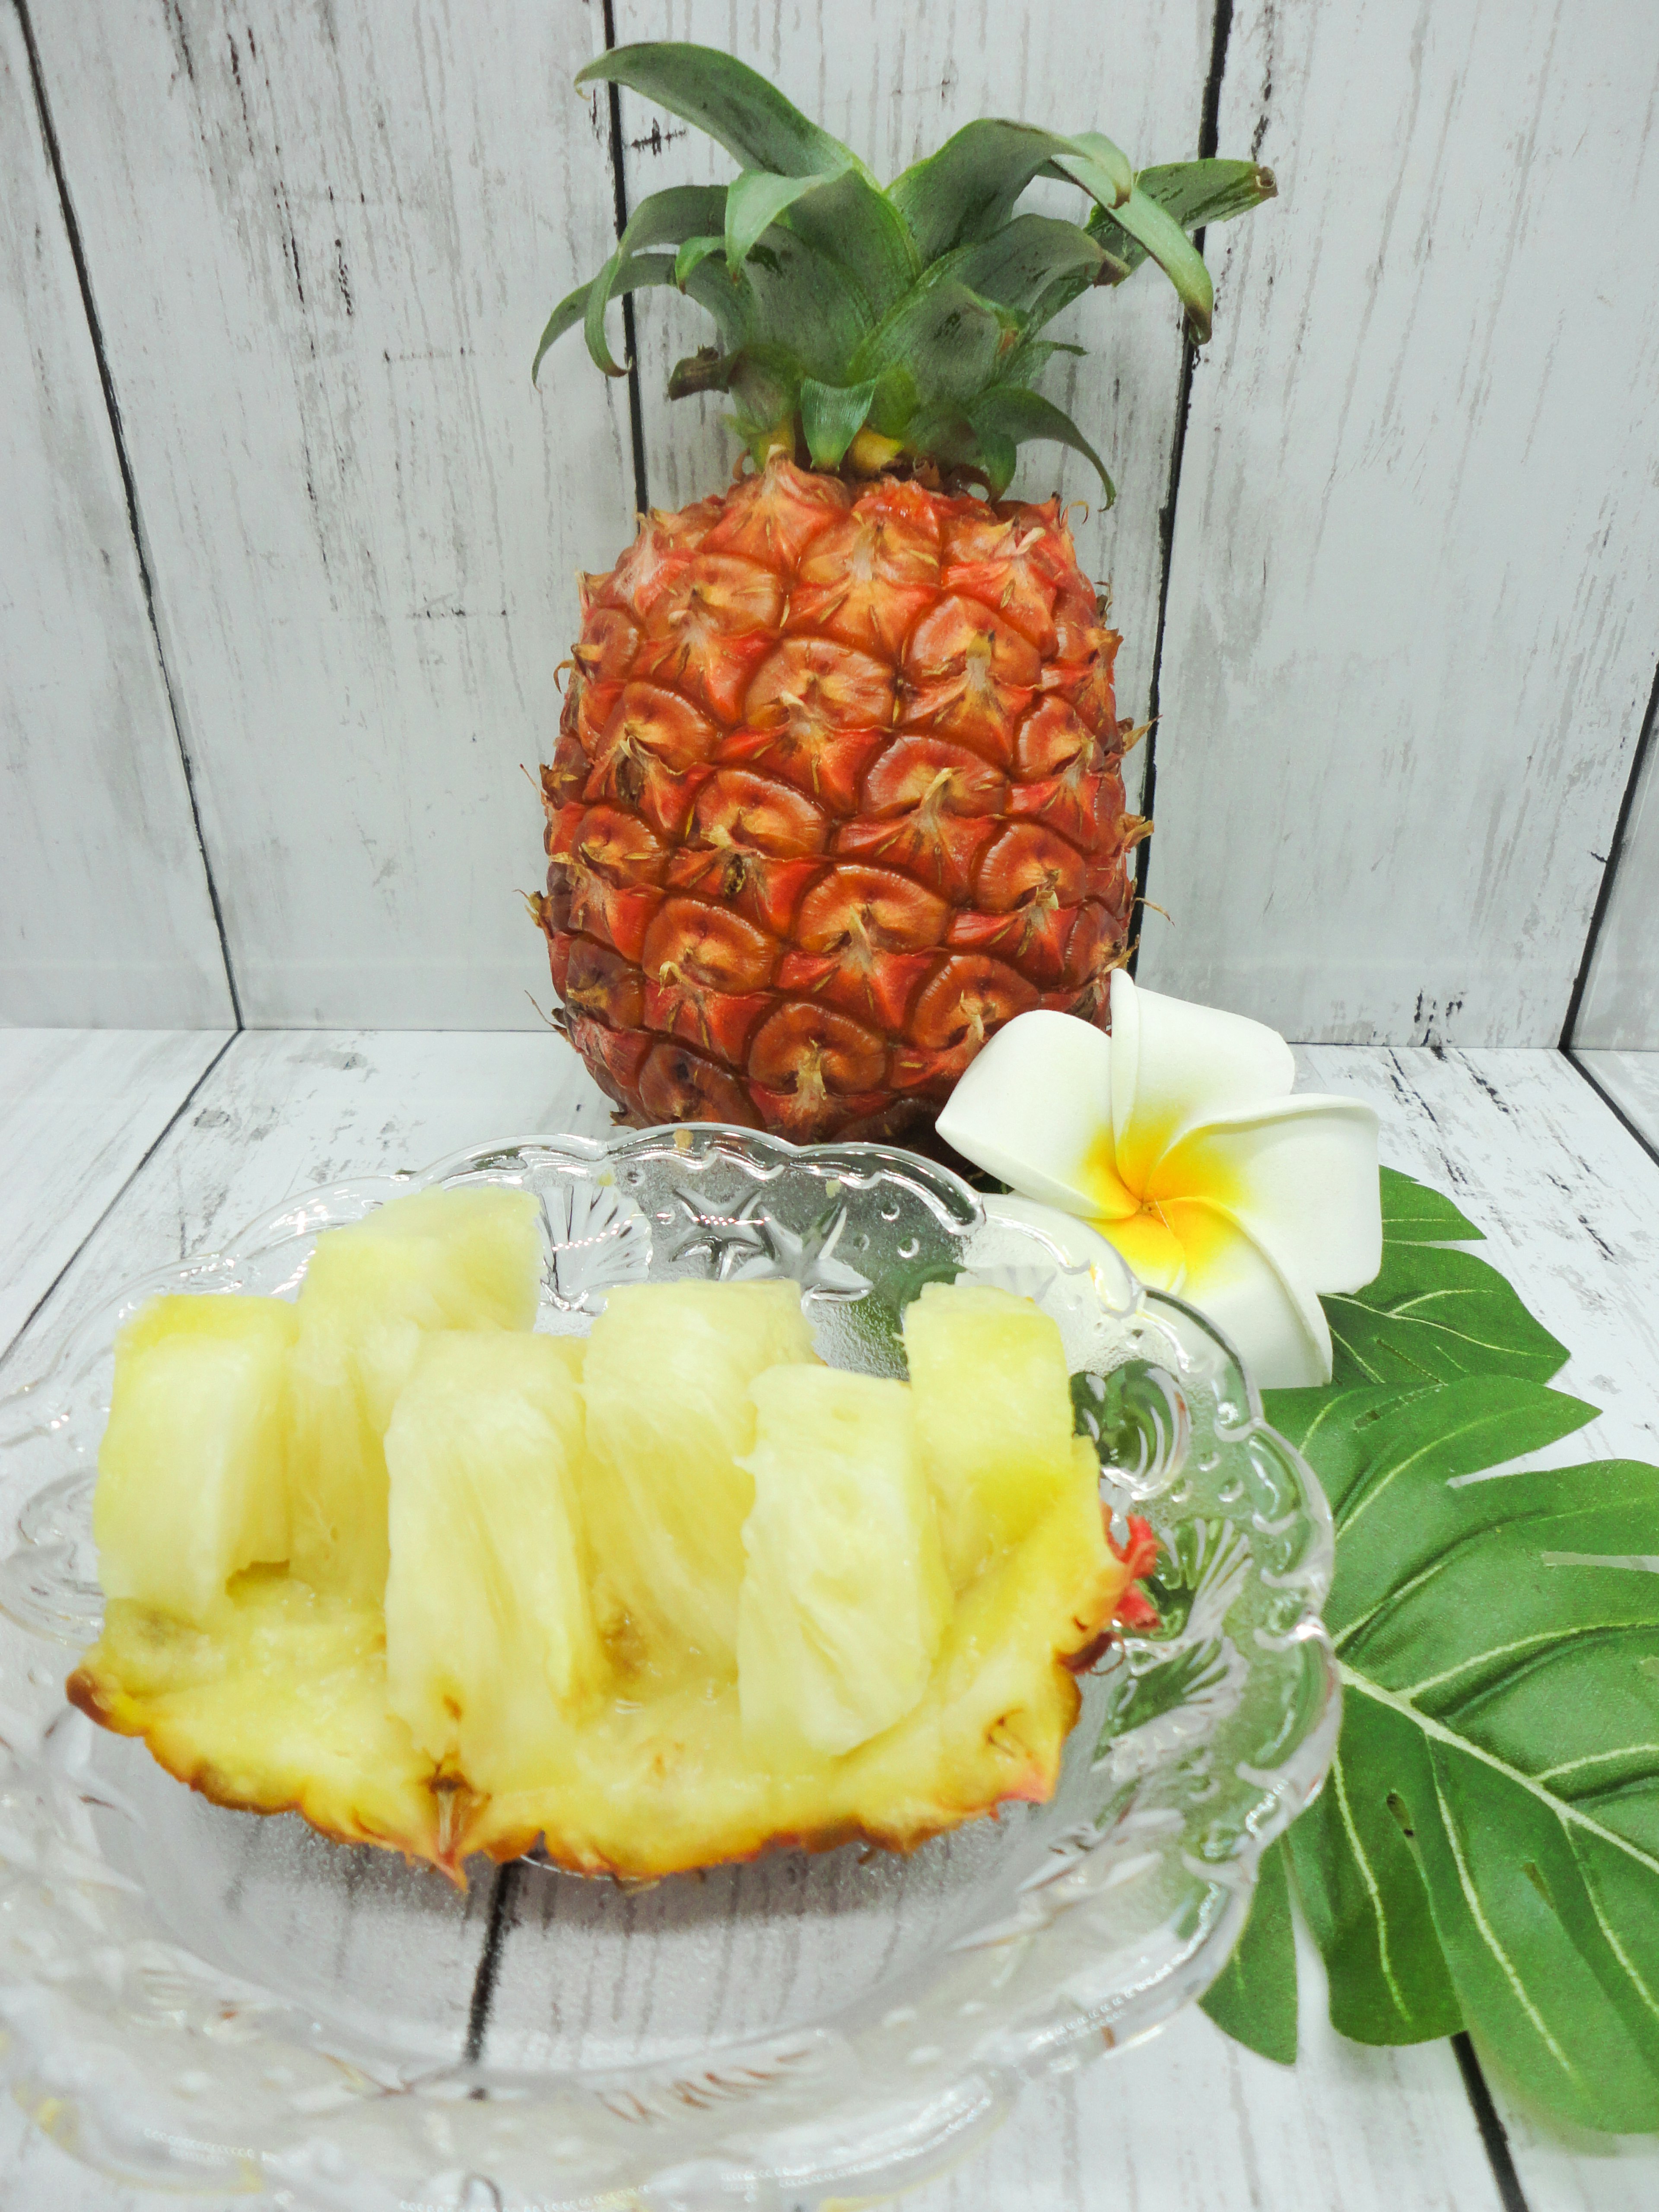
<box><xmin>287</xmin><ymin>1185</ymin><xmax>543</xmax><ymax>1602</ymax></box>
<box><xmin>383</xmin><ymin>1331</ymin><xmax>599</xmax><ymax>1791</ymax></box>
<box><xmin>903</xmin><ymin>1281</ymin><xmax>1078</xmax><ymax>1585</ymax></box>
<box><xmin>74</xmin><ymin>1258</ymin><xmax>1144</xmax><ymax>1883</ymax></box>
<box><xmin>738</xmin><ymin>1366</ymin><xmax>950</xmax><ymax>1761</ymax></box>
<box><xmin>94</xmin><ymin>1294</ymin><xmax>297</xmax><ymax>1627</ymax></box>
<box><xmin>579</xmin><ymin>1280</ymin><xmax>817</xmax><ymax>1668</ymax></box>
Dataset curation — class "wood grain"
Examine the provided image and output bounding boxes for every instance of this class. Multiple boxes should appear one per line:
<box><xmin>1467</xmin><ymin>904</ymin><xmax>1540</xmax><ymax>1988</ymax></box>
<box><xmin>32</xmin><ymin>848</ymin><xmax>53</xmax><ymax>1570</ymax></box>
<box><xmin>1574</xmin><ymin>1049</ymin><xmax>1659</xmax><ymax>1156</ymax></box>
<box><xmin>610</xmin><ymin>0</ymin><xmax>1216</xmax><ymax>775</ymax></box>
<box><xmin>0</xmin><ymin>8</ymin><xmax>232</xmax><ymax>1028</ymax></box>
<box><xmin>0</xmin><ymin>1026</ymin><xmax>613</xmax><ymax>1388</ymax></box>
<box><xmin>0</xmin><ymin>1029</ymin><xmax>229</xmax><ymax>1360</ymax></box>
<box><xmin>1573</xmin><ymin>690</ymin><xmax>1659</xmax><ymax>1048</ymax></box>
<box><xmin>25</xmin><ymin>0</ymin><xmax>636</xmax><ymax>1028</ymax></box>
<box><xmin>1141</xmin><ymin>0</ymin><xmax>1659</xmax><ymax>1045</ymax></box>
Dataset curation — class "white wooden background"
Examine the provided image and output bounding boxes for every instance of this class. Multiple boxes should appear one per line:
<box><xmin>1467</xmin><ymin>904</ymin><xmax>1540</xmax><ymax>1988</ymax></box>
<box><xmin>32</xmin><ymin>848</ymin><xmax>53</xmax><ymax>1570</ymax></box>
<box><xmin>2</xmin><ymin>0</ymin><xmax>1657</xmax><ymax>1046</ymax></box>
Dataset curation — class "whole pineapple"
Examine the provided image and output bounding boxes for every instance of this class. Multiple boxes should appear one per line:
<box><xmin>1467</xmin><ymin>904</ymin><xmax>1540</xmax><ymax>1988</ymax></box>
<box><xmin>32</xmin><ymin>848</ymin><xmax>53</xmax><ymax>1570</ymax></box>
<box><xmin>535</xmin><ymin>45</ymin><xmax>1273</xmax><ymax>1141</ymax></box>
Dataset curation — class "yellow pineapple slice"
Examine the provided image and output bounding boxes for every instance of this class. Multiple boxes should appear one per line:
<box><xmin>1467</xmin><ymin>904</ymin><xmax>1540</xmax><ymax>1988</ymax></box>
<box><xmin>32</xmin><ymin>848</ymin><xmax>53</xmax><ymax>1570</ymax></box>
<box><xmin>579</xmin><ymin>1280</ymin><xmax>816</xmax><ymax>1668</ymax></box>
<box><xmin>94</xmin><ymin>1294</ymin><xmax>297</xmax><ymax>1626</ymax></box>
<box><xmin>72</xmin><ymin>1271</ymin><xmax>1143</xmax><ymax>1883</ymax></box>
<box><xmin>737</xmin><ymin>1365</ymin><xmax>950</xmax><ymax>1761</ymax></box>
<box><xmin>903</xmin><ymin>1281</ymin><xmax>1078</xmax><ymax>1585</ymax></box>
<box><xmin>383</xmin><ymin>1332</ymin><xmax>601</xmax><ymax>1791</ymax></box>
<box><xmin>287</xmin><ymin>1185</ymin><xmax>543</xmax><ymax>1602</ymax></box>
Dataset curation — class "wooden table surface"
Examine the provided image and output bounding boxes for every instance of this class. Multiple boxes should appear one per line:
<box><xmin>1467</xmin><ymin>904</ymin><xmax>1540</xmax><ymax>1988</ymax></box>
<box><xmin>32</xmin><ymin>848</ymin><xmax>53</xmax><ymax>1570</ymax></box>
<box><xmin>1</xmin><ymin>1028</ymin><xmax>1656</xmax><ymax>2212</ymax></box>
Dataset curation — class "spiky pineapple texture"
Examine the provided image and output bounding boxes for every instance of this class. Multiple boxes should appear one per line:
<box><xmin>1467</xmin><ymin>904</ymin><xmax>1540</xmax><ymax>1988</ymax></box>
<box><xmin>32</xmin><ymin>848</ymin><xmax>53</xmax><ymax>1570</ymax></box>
<box><xmin>534</xmin><ymin>44</ymin><xmax>1274</xmax><ymax>1138</ymax></box>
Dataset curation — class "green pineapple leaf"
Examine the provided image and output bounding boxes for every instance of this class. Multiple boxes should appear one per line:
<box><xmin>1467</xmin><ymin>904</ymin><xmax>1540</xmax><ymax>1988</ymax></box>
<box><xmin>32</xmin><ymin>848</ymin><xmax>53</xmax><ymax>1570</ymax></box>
<box><xmin>968</xmin><ymin>386</ymin><xmax>1115</xmax><ymax>502</ymax></box>
<box><xmin>779</xmin><ymin>169</ymin><xmax>919</xmax><ymax>315</ymax></box>
<box><xmin>724</xmin><ymin>169</ymin><xmax>838</xmax><ymax>276</ymax></box>
<box><xmin>1090</xmin><ymin>157</ymin><xmax>1278</xmax><ymax>285</ymax></box>
<box><xmin>799</xmin><ymin>376</ymin><xmax>878</xmax><ymax>468</ymax></box>
<box><xmin>890</xmin><ymin>120</ymin><xmax>1128</xmax><ymax>261</ymax></box>
<box><xmin>1101</xmin><ymin>184</ymin><xmax>1215</xmax><ymax>343</ymax></box>
<box><xmin>1199</xmin><ymin>1837</ymin><xmax>1299</xmax><ymax>2063</ymax></box>
<box><xmin>576</xmin><ymin>42</ymin><xmax>868</xmax><ymax>183</ymax></box>
<box><xmin>953</xmin><ymin>214</ymin><xmax>1108</xmax><ymax>324</ymax></box>
<box><xmin>582</xmin><ymin>184</ymin><xmax>730</xmax><ymax>375</ymax></box>
<box><xmin>533</xmin><ymin>252</ymin><xmax>677</xmax><ymax>385</ymax></box>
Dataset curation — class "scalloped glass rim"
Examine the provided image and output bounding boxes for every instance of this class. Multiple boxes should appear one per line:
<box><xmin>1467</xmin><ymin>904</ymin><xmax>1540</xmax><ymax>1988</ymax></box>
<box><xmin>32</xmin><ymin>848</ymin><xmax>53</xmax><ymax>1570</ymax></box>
<box><xmin>0</xmin><ymin>1125</ymin><xmax>1338</xmax><ymax>2211</ymax></box>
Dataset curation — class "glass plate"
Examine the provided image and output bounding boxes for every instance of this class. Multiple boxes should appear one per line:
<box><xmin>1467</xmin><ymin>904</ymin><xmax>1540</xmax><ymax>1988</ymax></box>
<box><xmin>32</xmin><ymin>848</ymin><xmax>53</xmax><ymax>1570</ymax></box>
<box><xmin>0</xmin><ymin>1127</ymin><xmax>1337</xmax><ymax>2210</ymax></box>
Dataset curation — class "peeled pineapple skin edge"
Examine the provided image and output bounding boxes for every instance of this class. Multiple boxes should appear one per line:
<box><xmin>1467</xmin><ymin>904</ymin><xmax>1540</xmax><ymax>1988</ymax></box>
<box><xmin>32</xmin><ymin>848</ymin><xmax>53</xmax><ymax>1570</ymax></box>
<box><xmin>67</xmin><ymin>1507</ymin><xmax>1137</xmax><ymax>1886</ymax></box>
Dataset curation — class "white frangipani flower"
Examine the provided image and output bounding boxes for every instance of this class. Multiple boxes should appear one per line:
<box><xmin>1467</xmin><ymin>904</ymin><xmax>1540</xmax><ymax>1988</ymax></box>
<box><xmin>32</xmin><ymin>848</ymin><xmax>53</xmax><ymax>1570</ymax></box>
<box><xmin>938</xmin><ymin>973</ymin><xmax>1382</xmax><ymax>1388</ymax></box>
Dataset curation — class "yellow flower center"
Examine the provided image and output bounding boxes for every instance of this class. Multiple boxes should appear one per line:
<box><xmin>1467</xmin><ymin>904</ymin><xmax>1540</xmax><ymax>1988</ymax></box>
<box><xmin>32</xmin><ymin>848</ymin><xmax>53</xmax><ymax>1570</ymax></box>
<box><xmin>1079</xmin><ymin>1125</ymin><xmax>1242</xmax><ymax>1292</ymax></box>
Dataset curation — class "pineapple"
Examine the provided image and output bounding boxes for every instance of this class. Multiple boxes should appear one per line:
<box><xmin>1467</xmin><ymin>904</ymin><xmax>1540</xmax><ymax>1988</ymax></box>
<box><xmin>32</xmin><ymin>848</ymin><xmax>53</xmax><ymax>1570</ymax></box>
<box><xmin>383</xmin><ymin>1332</ymin><xmax>600</xmax><ymax>1792</ymax></box>
<box><xmin>94</xmin><ymin>1294</ymin><xmax>296</xmax><ymax>1626</ymax></box>
<box><xmin>532</xmin><ymin>42</ymin><xmax>1273</xmax><ymax>1138</ymax></box>
<box><xmin>287</xmin><ymin>1185</ymin><xmax>543</xmax><ymax>1601</ymax></box>
<box><xmin>71</xmin><ymin>1246</ymin><xmax>1156</xmax><ymax>1882</ymax></box>
<box><xmin>903</xmin><ymin>1281</ymin><xmax>1080</xmax><ymax>1585</ymax></box>
<box><xmin>579</xmin><ymin>1278</ymin><xmax>816</xmax><ymax>1666</ymax></box>
<box><xmin>737</xmin><ymin>1365</ymin><xmax>950</xmax><ymax>1761</ymax></box>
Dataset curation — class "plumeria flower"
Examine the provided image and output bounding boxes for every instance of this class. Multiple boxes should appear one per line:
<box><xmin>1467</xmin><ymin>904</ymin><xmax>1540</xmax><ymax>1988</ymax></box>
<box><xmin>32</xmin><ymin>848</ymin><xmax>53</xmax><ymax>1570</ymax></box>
<box><xmin>938</xmin><ymin>973</ymin><xmax>1382</xmax><ymax>1388</ymax></box>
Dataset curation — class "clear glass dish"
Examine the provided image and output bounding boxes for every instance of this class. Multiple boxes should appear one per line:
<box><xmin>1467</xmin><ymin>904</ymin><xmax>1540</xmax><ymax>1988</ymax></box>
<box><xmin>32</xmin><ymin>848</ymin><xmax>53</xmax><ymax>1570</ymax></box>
<box><xmin>0</xmin><ymin>1126</ymin><xmax>1337</xmax><ymax>2210</ymax></box>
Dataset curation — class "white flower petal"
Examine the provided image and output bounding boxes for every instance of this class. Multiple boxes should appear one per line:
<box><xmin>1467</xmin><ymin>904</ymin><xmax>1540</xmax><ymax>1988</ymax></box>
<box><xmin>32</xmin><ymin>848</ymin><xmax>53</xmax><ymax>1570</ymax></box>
<box><xmin>1162</xmin><ymin>1198</ymin><xmax>1334</xmax><ymax>1389</ymax></box>
<box><xmin>1109</xmin><ymin>971</ymin><xmax>1297</xmax><ymax>1189</ymax></box>
<box><xmin>936</xmin><ymin>1011</ymin><xmax>1133</xmax><ymax>1220</ymax></box>
<box><xmin>1156</xmin><ymin>1096</ymin><xmax>1382</xmax><ymax>1293</ymax></box>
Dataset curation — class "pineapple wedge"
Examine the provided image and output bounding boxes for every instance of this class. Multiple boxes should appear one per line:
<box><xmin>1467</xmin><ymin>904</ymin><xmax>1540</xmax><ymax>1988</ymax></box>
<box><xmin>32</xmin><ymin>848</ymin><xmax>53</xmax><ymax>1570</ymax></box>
<box><xmin>738</xmin><ymin>1366</ymin><xmax>950</xmax><ymax>1761</ymax></box>
<box><xmin>903</xmin><ymin>1281</ymin><xmax>1078</xmax><ymax>1586</ymax></box>
<box><xmin>94</xmin><ymin>1294</ymin><xmax>296</xmax><ymax>1626</ymax></box>
<box><xmin>580</xmin><ymin>1280</ymin><xmax>816</xmax><ymax>1667</ymax></box>
<box><xmin>383</xmin><ymin>1331</ymin><xmax>600</xmax><ymax>1790</ymax></box>
<box><xmin>287</xmin><ymin>1185</ymin><xmax>542</xmax><ymax>1601</ymax></box>
<box><xmin>72</xmin><ymin>1252</ymin><xmax>1149</xmax><ymax>1883</ymax></box>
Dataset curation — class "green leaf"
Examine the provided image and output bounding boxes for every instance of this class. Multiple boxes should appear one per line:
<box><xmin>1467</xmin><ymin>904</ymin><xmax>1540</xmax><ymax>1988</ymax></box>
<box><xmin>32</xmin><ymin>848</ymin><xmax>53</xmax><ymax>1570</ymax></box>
<box><xmin>1103</xmin><ymin>183</ymin><xmax>1215</xmax><ymax>343</ymax></box>
<box><xmin>1202</xmin><ymin>1170</ymin><xmax>1659</xmax><ymax>2130</ymax></box>
<box><xmin>889</xmin><ymin>121</ymin><xmax>1127</xmax><ymax>261</ymax></box>
<box><xmin>1287</xmin><ymin>1703</ymin><xmax>1464</xmax><ymax>2044</ymax></box>
<box><xmin>850</xmin><ymin>272</ymin><xmax>1017</xmax><ymax>403</ymax></box>
<box><xmin>1325</xmin><ymin>1241</ymin><xmax>1569</xmax><ymax>1390</ymax></box>
<box><xmin>1199</xmin><ymin>1837</ymin><xmax>1299</xmax><ymax>2063</ymax></box>
<box><xmin>576</xmin><ymin>43</ymin><xmax>868</xmax><ymax>183</ymax></box>
<box><xmin>798</xmin><ymin>376</ymin><xmax>877</xmax><ymax>467</ymax></box>
<box><xmin>725</xmin><ymin>169</ymin><xmax>836</xmax><ymax>275</ymax></box>
<box><xmin>582</xmin><ymin>184</ymin><xmax>729</xmax><ymax>375</ymax></box>
<box><xmin>1135</xmin><ymin>157</ymin><xmax>1279</xmax><ymax>233</ymax></box>
<box><xmin>532</xmin><ymin>251</ymin><xmax>677</xmax><ymax>384</ymax></box>
<box><xmin>968</xmin><ymin>385</ymin><xmax>1115</xmax><ymax>502</ymax></box>
<box><xmin>953</xmin><ymin>214</ymin><xmax>1107</xmax><ymax>327</ymax></box>
<box><xmin>674</xmin><ymin>234</ymin><xmax>726</xmax><ymax>289</ymax></box>
<box><xmin>1379</xmin><ymin>1164</ymin><xmax>1484</xmax><ymax>1245</ymax></box>
<box><xmin>782</xmin><ymin>170</ymin><xmax>919</xmax><ymax>317</ymax></box>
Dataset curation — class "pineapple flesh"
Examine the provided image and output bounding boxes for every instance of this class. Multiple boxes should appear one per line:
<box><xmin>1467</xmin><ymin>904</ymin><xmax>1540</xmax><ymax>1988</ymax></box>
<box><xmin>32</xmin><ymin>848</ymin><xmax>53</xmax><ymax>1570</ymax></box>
<box><xmin>71</xmin><ymin>1189</ymin><xmax>1151</xmax><ymax>1882</ymax></box>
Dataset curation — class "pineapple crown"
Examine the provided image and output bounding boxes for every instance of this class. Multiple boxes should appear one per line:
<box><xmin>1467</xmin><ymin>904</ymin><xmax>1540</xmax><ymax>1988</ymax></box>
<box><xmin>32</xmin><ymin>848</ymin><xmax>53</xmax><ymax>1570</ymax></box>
<box><xmin>536</xmin><ymin>43</ymin><xmax>1274</xmax><ymax>502</ymax></box>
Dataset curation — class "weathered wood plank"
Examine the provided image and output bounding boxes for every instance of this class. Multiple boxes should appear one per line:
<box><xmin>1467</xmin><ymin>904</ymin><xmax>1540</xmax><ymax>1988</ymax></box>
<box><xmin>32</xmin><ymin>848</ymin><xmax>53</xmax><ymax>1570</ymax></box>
<box><xmin>1573</xmin><ymin>692</ymin><xmax>1659</xmax><ymax>1049</ymax></box>
<box><xmin>0</xmin><ymin>9</ymin><xmax>232</xmax><ymax>1028</ymax></box>
<box><xmin>1143</xmin><ymin>1</ymin><xmax>1659</xmax><ymax>1044</ymax></box>
<box><xmin>27</xmin><ymin>0</ymin><xmax>635</xmax><ymax>1028</ymax></box>
<box><xmin>1574</xmin><ymin>1049</ymin><xmax>1659</xmax><ymax>1156</ymax></box>
<box><xmin>610</xmin><ymin>0</ymin><xmax>1213</xmax><ymax>768</ymax></box>
<box><xmin>0</xmin><ymin>1029</ymin><xmax>230</xmax><ymax>1360</ymax></box>
<box><xmin>0</xmin><ymin>1026</ymin><xmax>613</xmax><ymax>1388</ymax></box>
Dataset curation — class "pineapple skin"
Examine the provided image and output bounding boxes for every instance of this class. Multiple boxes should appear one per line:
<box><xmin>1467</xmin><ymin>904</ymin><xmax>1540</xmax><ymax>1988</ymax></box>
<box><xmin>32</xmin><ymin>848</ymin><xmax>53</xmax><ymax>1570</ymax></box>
<box><xmin>537</xmin><ymin>457</ymin><xmax>1145</xmax><ymax>1142</ymax></box>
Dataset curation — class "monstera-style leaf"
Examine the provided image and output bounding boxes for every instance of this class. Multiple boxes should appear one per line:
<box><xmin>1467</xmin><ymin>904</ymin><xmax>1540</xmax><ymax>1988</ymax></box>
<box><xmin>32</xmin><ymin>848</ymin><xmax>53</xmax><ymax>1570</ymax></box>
<box><xmin>1204</xmin><ymin>1168</ymin><xmax>1659</xmax><ymax>2136</ymax></box>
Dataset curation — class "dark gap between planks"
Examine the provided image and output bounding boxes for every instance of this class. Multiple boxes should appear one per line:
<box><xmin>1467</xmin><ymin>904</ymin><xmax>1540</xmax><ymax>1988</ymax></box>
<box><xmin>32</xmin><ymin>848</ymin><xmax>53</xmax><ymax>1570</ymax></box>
<box><xmin>1567</xmin><ymin>1049</ymin><xmax>1659</xmax><ymax>1173</ymax></box>
<box><xmin>1452</xmin><ymin>2034</ymin><xmax>1532</xmax><ymax>2212</ymax></box>
<box><xmin>13</xmin><ymin>0</ymin><xmax>245</xmax><ymax>1027</ymax></box>
<box><xmin>601</xmin><ymin>0</ymin><xmax>652</xmax><ymax>521</ymax></box>
<box><xmin>1560</xmin><ymin>657</ymin><xmax>1659</xmax><ymax>1049</ymax></box>
<box><xmin>1131</xmin><ymin>0</ymin><xmax>1234</xmax><ymax>973</ymax></box>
